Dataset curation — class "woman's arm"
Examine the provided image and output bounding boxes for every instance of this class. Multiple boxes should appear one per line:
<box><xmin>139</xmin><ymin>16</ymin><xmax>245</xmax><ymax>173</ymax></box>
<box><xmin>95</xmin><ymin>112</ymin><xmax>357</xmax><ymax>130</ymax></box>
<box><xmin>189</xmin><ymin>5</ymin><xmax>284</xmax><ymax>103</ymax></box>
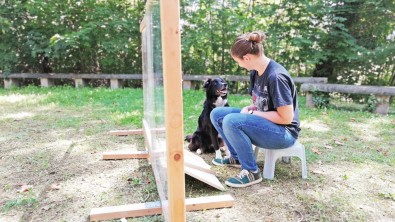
<box><xmin>240</xmin><ymin>104</ymin><xmax>256</xmax><ymax>114</ymax></box>
<box><xmin>247</xmin><ymin>104</ymin><xmax>294</xmax><ymax>125</ymax></box>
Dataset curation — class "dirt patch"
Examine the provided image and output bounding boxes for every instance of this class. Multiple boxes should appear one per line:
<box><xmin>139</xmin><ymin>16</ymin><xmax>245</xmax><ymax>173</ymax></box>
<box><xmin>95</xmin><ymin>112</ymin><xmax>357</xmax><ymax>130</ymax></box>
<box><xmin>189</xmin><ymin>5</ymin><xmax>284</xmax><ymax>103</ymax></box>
<box><xmin>1</xmin><ymin>94</ymin><xmax>394</xmax><ymax>222</ymax></box>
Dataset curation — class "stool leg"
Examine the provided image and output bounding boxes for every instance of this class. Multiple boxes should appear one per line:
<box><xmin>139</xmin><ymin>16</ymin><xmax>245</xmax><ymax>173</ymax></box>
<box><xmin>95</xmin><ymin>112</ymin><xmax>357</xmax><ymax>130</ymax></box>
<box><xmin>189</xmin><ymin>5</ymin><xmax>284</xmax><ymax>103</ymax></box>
<box><xmin>301</xmin><ymin>146</ymin><xmax>307</xmax><ymax>179</ymax></box>
<box><xmin>263</xmin><ymin>150</ymin><xmax>276</xmax><ymax>180</ymax></box>
<box><xmin>254</xmin><ymin>146</ymin><xmax>260</xmax><ymax>161</ymax></box>
<box><xmin>282</xmin><ymin>156</ymin><xmax>291</xmax><ymax>163</ymax></box>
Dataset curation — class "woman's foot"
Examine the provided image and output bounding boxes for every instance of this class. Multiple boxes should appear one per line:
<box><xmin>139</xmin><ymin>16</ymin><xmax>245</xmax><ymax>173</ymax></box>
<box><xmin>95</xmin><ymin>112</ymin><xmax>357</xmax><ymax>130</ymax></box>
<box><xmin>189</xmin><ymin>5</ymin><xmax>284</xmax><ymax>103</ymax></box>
<box><xmin>225</xmin><ymin>169</ymin><xmax>262</xmax><ymax>188</ymax></box>
<box><xmin>212</xmin><ymin>156</ymin><xmax>241</xmax><ymax>168</ymax></box>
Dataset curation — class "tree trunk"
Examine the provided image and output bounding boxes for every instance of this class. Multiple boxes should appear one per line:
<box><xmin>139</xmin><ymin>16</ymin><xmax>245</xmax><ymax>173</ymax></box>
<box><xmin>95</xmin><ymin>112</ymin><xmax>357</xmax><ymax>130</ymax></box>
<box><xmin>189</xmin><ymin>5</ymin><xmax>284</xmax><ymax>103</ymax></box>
<box><xmin>41</xmin><ymin>55</ymin><xmax>52</xmax><ymax>73</ymax></box>
<box><xmin>312</xmin><ymin>59</ymin><xmax>335</xmax><ymax>82</ymax></box>
<box><xmin>221</xmin><ymin>0</ymin><xmax>225</xmax><ymax>75</ymax></box>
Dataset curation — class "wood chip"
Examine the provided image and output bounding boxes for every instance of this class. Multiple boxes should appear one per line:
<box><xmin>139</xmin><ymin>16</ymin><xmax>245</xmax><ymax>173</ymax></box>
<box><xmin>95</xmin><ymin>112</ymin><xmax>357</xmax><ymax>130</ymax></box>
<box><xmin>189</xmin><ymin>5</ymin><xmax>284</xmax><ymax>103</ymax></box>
<box><xmin>49</xmin><ymin>184</ymin><xmax>61</xmax><ymax>190</ymax></box>
<box><xmin>334</xmin><ymin>140</ymin><xmax>344</xmax><ymax>145</ymax></box>
<box><xmin>18</xmin><ymin>184</ymin><xmax>33</xmax><ymax>193</ymax></box>
<box><xmin>310</xmin><ymin>148</ymin><xmax>322</xmax><ymax>154</ymax></box>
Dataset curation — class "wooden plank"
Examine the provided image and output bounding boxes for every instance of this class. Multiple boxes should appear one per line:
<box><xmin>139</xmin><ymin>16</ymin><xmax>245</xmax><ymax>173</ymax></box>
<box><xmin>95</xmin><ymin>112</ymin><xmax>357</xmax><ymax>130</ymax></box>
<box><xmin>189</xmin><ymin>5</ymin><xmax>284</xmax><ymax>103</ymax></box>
<box><xmin>89</xmin><ymin>195</ymin><xmax>233</xmax><ymax>221</ymax></box>
<box><xmin>301</xmin><ymin>83</ymin><xmax>395</xmax><ymax>96</ymax></box>
<box><xmin>142</xmin><ymin>119</ymin><xmax>153</xmax><ymax>164</ymax></box>
<box><xmin>140</xmin><ymin>17</ymin><xmax>146</xmax><ymax>33</ymax></box>
<box><xmin>182</xmin><ymin>75</ymin><xmax>222</xmax><ymax>81</ymax></box>
<box><xmin>292</xmin><ymin>77</ymin><xmax>327</xmax><ymax>84</ymax></box>
<box><xmin>184</xmin><ymin>154</ymin><xmax>215</xmax><ymax>175</ymax></box>
<box><xmin>160</xmin><ymin>0</ymin><xmax>185</xmax><ymax>220</ymax></box>
<box><xmin>0</xmin><ymin>73</ymin><xmax>143</xmax><ymax>79</ymax></box>
<box><xmin>185</xmin><ymin>195</ymin><xmax>234</xmax><ymax>211</ymax></box>
<box><xmin>90</xmin><ymin>201</ymin><xmax>162</xmax><ymax>221</ymax></box>
<box><xmin>110</xmin><ymin>129</ymin><xmax>144</xmax><ymax>135</ymax></box>
<box><xmin>0</xmin><ymin>73</ymin><xmax>328</xmax><ymax>84</ymax></box>
<box><xmin>110</xmin><ymin>128</ymin><xmax>165</xmax><ymax>136</ymax></box>
<box><xmin>102</xmin><ymin>151</ymin><xmax>149</xmax><ymax>160</ymax></box>
<box><xmin>184</xmin><ymin>150</ymin><xmax>210</xmax><ymax>166</ymax></box>
<box><xmin>184</xmin><ymin>166</ymin><xmax>225</xmax><ymax>191</ymax></box>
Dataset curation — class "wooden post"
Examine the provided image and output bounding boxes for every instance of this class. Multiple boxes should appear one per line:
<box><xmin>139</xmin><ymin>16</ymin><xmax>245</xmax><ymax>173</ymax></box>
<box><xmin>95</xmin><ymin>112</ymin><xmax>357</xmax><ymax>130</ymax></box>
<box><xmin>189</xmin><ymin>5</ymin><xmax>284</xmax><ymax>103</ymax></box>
<box><xmin>374</xmin><ymin>95</ymin><xmax>390</xmax><ymax>115</ymax></box>
<box><xmin>182</xmin><ymin>80</ymin><xmax>192</xmax><ymax>90</ymax></box>
<box><xmin>4</xmin><ymin>79</ymin><xmax>20</xmax><ymax>88</ymax></box>
<box><xmin>110</xmin><ymin>79</ymin><xmax>124</xmax><ymax>89</ymax></box>
<box><xmin>305</xmin><ymin>92</ymin><xmax>315</xmax><ymax>108</ymax></box>
<box><xmin>75</xmin><ymin>78</ymin><xmax>88</xmax><ymax>88</ymax></box>
<box><xmin>160</xmin><ymin>0</ymin><xmax>185</xmax><ymax>221</ymax></box>
<box><xmin>40</xmin><ymin>78</ymin><xmax>55</xmax><ymax>87</ymax></box>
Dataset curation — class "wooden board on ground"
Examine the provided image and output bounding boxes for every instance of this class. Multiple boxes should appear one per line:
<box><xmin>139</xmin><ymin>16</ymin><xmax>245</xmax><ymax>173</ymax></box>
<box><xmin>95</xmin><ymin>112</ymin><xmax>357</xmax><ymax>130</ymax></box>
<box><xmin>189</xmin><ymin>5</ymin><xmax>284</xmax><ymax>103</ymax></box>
<box><xmin>184</xmin><ymin>151</ymin><xmax>215</xmax><ymax>175</ymax></box>
<box><xmin>110</xmin><ymin>128</ymin><xmax>165</xmax><ymax>136</ymax></box>
<box><xmin>184</xmin><ymin>150</ymin><xmax>210</xmax><ymax>166</ymax></box>
<box><xmin>110</xmin><ymin>129</ymin><xmax>144</xmax><ymax>135</ymax></box>
<box><xmin>102</xmin><ymin>151</ymin><xmax>149</xmax><ymax>160</ymax></box>
<box><xmin>90</xmin><ymin>195</ymin><xmax>234</xmax><ymax>221</ymax></box>
<box><xmin>184</xmin><ymin>166</ymin><xmax>225</xmax><ymax>191</ymax></box>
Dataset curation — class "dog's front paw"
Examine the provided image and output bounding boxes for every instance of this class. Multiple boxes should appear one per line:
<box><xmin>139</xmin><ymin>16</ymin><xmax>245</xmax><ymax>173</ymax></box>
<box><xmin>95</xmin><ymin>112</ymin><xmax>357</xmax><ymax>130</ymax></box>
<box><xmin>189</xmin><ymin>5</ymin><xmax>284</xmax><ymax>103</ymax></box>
<box><xmin>224</xmin><ymin>147</ymin><xmax>231</xmax><ymax>157</ymax></box>
<box><xmin>215</xmin><ymin>149</ymin><xmax>222</xmax><ymax>159</ymax></box>
<box><xmin>196</xmin><ymin>149</ymin><xmax>202</xmax><ymax>155</ymax></box>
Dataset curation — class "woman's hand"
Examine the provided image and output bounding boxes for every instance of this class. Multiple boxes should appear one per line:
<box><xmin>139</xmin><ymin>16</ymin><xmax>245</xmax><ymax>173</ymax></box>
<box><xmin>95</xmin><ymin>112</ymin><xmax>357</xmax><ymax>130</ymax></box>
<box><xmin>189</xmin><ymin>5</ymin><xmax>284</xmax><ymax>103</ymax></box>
<box><xmin>240</xmin><ymin>104</ymin><xmax>256</xmax><ymax>114</ymax></box>
<box><xmin>240</xmin><ymin>106</ymin><xmax>249</xmax><ymax>114</ymax></box>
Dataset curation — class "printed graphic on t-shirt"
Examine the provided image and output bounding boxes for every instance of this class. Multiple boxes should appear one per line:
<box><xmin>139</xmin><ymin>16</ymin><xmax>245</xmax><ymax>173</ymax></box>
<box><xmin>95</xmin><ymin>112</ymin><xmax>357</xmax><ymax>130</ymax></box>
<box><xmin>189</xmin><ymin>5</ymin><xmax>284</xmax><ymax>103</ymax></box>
<box><xmin>253</xmin><ymin>84</ymin><xmax>269</xmax><ymax>112</ymax></box>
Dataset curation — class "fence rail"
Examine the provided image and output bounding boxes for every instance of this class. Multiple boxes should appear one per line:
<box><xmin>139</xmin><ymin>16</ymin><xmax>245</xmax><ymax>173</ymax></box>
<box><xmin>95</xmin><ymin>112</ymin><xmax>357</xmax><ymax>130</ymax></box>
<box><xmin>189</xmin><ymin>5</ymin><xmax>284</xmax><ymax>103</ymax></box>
<box><xmin>0</xmin><ymin>73</ymin><xmax>328</xmax><ymax>89</ymax></box>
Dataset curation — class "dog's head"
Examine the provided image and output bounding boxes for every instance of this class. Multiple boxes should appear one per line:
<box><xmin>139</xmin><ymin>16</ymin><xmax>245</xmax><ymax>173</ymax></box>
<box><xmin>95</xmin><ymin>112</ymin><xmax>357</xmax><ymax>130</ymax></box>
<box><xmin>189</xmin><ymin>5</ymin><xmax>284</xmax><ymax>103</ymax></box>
<box><xmin>186</xmin><ymin>133</ymin><xmax>201</xmax><ymax>152</ymax></box>
<box><xmin>202</xmin><ymin>78</ymin><xmax>228</xmax><ymax>97</ymax></box>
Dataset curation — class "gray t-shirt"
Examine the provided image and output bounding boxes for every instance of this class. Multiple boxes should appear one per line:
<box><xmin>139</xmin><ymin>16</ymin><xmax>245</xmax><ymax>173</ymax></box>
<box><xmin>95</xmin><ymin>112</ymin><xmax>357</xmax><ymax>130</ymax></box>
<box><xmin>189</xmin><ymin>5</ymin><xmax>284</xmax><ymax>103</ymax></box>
<box><xmin>249</xmin><ymin>60</ymin><xmax>301</xmax><ymax>139</ymax></box>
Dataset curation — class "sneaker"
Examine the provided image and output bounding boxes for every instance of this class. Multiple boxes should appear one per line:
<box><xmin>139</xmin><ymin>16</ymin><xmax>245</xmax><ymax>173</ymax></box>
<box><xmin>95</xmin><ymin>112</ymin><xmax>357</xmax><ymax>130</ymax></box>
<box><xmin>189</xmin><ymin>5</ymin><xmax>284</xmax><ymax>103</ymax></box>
<box><xmin>212</xmin><ymin>156</ymin><xmax>241</xmax><ymax>168</ymax></box>
<box><xmin>225</xmin><ymin>169</ymin><xmax>262</xmax><ymax>188</ymax></box>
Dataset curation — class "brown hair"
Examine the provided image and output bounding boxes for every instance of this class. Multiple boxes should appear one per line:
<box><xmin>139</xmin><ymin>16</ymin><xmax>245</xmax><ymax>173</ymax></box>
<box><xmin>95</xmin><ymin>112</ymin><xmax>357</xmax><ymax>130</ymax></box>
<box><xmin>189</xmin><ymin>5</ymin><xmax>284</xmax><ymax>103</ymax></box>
<box><xmin>230</xmin><ymin>31</ymin><xmax>266</xmax><ymax>59</ymax></box>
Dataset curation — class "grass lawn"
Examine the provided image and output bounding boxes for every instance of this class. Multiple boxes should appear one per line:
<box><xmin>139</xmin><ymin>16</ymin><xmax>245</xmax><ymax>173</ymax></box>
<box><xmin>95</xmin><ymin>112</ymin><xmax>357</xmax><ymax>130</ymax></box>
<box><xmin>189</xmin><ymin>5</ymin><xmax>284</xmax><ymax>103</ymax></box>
<box><xmin>0</xmin><ymin>86</ymin><xmax>394</xmax><ymax>221</ymax></box>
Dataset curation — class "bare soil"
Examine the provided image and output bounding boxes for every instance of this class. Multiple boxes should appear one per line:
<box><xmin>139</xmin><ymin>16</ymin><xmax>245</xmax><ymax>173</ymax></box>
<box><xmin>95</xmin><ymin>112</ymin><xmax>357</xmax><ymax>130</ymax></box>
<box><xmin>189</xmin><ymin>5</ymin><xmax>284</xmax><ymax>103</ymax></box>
<box><xmin>1</xmin><ymin>99</ymin><xmax>394</xmax><ymax>222</ymax></box>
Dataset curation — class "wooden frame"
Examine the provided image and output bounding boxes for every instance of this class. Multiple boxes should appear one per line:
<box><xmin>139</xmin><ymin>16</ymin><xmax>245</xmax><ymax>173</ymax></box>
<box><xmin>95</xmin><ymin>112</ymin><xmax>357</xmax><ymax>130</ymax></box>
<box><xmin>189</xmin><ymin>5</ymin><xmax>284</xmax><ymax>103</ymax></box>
<box><xmin>90</xmin><ymin>0</ymin><xmax>233</xmax><ymax>220</ymax></box>
<box><xmin>160</xmin><ymin>0</ymin><xmax>186</xmax><ymax>220</ymax></box>
<box><xmin>90</xmin><ymin>195</ymin><xmax>233</xmax><ymax>221</ymax></box>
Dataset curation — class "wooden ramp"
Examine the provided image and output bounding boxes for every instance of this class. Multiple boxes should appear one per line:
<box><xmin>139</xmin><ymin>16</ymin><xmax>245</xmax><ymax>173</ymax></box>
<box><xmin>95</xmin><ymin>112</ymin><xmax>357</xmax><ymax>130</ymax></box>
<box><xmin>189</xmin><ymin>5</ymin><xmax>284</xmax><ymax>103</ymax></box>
<box><xmin>90</xmin><ymin>195</ymin><xmax>234</xmax><ymax>221</ymax></box>
<box><xmin>104</xmin><ymin>129</ymin><xmax>225</xmax><ymax>191</ymax></box>
<box><xmin>93</xmin><ymin>127</ymin><xmax>233</xmax><ymax>221</ymax></box>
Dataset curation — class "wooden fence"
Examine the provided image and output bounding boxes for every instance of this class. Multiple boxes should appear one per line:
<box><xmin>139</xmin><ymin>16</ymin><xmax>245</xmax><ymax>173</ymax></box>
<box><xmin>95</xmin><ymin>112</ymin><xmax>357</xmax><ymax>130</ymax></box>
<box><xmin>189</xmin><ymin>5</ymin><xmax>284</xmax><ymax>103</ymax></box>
<box><xmin>0</xmin><ymin>73</ymin><xmax>328</xmax><ymax>89</ymax></box>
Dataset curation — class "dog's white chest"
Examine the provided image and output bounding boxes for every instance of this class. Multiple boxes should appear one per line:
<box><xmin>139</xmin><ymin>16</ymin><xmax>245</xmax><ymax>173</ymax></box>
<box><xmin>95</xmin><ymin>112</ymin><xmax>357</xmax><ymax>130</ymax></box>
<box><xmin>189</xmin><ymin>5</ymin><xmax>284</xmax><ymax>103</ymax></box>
<box><xmin>214</xmin><ymin>97</ymin><xmax>227</xmax><ymax>107</ymax></box>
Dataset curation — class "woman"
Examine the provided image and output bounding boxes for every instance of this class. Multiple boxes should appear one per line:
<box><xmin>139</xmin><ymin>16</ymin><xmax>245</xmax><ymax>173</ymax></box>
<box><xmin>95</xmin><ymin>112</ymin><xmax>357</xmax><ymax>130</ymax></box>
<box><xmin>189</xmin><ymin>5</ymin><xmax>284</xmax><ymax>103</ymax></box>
<box><xmin>211</xmin><ymin>31</ymin><xmax>301</xmax><ymax>188</ymax></box>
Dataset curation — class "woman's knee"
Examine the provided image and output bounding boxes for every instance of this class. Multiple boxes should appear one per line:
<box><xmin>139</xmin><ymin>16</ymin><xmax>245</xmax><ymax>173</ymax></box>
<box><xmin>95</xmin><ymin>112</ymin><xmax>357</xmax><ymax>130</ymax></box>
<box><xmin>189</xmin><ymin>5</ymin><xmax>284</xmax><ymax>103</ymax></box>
<box><xmin>210</xmin><ymin>107</ymin><xmax>228</xmax><ymax>122</ymax></box>
<box><xmin>223</xmin><ymin>113</ymin><xmax>244</xmax><ymax>128</ymax></box>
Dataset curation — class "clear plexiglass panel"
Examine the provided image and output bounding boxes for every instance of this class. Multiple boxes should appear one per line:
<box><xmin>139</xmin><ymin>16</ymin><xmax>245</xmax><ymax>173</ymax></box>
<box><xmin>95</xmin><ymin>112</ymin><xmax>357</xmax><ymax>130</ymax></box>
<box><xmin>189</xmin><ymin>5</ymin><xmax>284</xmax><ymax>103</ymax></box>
<box><xmin>141</xmin><ymin>0</ymin><xmax>169</xmax><ymax>221</ymax></box>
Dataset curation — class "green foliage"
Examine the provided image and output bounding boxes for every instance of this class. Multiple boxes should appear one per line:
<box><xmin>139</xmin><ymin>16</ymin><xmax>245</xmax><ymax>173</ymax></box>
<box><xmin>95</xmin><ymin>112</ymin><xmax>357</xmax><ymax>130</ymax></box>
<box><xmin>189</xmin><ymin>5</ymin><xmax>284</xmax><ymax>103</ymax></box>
<box><xmin>2</xmin><ymin>190</ymin><xmax>37</xmax><ymax>213</ymax></box>
<box><xmin>379</xmin><ymin>192</ymin><xmax>395</xmax><ymax>201</ymax></box>
<box><xmin>1</xmin><ymin>0</ymin><xmax>395</xmax><ymax>90</ymax></box>
<box><xmin>311</xmin><ymin>88</ymin><xmax>330</xmax><ymax>109</ymax></box>
<box><xmin>364</xmin><ymin>94</ymin><xmax>387</xmax><ymax>113</ymax></box>
<box><xmin>0</xmin><ymin>0</ymin><xmax>145</xmax><ymax>74</ymax></box>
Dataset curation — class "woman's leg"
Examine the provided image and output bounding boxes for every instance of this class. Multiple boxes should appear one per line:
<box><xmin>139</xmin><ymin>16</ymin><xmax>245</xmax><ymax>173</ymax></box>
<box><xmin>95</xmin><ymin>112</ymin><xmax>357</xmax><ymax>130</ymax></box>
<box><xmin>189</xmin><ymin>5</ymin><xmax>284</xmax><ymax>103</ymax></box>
<box><xmin>210</xmin><ymin>107</ymin><xmax>242</xmax><ymax>159</ymax></box>
<box><xmin>222</xmin><ymin>113</ymin><xmax>296</xmax><ymax>171</ymax></box>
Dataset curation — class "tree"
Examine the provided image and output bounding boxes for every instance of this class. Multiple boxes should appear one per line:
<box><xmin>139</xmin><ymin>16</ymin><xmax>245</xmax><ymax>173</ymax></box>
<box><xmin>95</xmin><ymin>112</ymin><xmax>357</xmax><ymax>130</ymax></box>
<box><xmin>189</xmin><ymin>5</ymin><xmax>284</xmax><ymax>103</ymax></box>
<box><xmin>0</xmin><ymin>0</ymin><xmax>146</xmax><ymax>74</ymax></box>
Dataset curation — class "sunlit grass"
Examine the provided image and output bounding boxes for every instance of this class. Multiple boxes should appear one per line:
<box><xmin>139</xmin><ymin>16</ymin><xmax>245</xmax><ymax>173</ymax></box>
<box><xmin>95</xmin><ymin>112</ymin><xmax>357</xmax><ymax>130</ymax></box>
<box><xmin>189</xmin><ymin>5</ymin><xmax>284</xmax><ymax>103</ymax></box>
<box><xmin>1</xmin><ymin>86</ymin><xmax>394</xmax><ymax>167</ymax></box>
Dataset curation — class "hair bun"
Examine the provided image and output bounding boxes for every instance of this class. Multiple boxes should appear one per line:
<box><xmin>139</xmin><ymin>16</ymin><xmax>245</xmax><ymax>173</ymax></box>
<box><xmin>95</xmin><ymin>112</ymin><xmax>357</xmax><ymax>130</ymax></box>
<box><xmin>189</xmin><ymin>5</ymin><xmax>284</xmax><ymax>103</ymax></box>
<box><xmin>248</xmin><ymin>31</ymin><xmax>265</xmax><ymax>44</ymax></box>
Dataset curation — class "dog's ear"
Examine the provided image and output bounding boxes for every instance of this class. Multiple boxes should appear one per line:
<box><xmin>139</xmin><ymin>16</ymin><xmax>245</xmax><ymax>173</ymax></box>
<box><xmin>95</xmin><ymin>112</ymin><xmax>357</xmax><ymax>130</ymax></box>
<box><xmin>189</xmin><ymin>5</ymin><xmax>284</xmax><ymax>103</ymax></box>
<box><xmin>202</xmin><ymin>78</ymin><xmax>211</xmax><ymax>88</ymax></box>
<box><xmin>185</xmin><ymin>135</ymin><xmax>193</xmax><ymax>142</ymax></box>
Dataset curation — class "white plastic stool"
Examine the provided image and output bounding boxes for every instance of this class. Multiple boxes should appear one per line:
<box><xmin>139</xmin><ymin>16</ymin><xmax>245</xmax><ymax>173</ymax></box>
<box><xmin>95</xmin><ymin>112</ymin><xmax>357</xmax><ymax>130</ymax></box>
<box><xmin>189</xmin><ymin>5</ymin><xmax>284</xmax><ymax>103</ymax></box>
<box><xmin>254</xmin><ymin>141</ymin><xmax>307</xmax><ymax>180</ymax></box>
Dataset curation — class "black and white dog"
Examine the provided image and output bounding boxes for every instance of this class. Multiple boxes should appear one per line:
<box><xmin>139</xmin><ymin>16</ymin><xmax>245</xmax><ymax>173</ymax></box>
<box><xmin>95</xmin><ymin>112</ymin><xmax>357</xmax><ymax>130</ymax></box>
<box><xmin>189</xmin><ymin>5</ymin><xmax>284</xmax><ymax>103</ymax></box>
<box><xmin>185</xmin><ymin>78</ymin><xmax>230</xmax><ymax>159</ymax></box>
